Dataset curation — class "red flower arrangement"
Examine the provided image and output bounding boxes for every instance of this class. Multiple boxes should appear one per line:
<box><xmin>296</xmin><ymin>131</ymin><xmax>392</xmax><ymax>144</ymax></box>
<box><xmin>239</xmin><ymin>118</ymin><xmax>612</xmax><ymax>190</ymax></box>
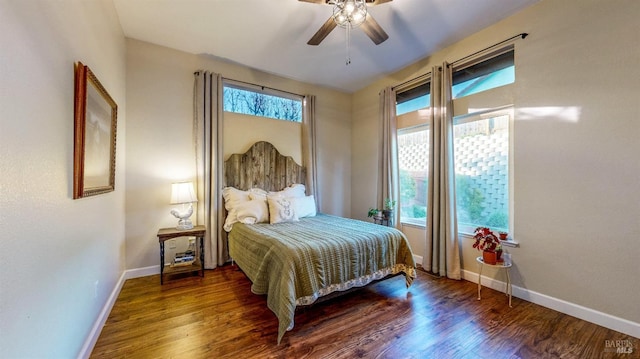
<box><xmin>472</xmin><ymin>227</ymin><xmax>500</xmax><ymax>252</ymax></box>
<box><xmin>473</xmin><ymin>227</ymin><xmax>503</xmax><ymax>264</ymax></box>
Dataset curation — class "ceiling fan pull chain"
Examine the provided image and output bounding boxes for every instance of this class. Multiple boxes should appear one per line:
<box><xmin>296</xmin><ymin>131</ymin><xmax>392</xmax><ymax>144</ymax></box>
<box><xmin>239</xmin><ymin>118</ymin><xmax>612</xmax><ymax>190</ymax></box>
<box><xmin>346</xmin><ymin>24</ymin><xmax>351</xmax><ymax>65</ymax></box>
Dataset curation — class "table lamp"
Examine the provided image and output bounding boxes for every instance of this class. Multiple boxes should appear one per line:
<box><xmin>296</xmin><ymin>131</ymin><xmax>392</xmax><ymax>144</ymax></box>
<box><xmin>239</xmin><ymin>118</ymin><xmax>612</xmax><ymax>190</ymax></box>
<box><xmin>170</xmin><ymin>181</ymin><xmax>197</xmax><ymax>230</ymax></box>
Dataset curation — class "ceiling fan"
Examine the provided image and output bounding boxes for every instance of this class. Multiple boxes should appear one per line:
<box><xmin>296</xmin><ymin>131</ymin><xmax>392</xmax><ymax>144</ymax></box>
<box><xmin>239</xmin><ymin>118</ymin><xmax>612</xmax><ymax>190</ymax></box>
<box><xmin>300</xmin><ymin>0</ymin><xmax>392</xmax><ymax>46</ymax></box>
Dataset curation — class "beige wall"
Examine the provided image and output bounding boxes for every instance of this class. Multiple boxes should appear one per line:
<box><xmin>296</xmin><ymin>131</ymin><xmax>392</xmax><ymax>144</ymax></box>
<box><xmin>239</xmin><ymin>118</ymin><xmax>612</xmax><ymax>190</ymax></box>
<box><xmin>352</xmin><ymin>0</ymin><xmax>640</xmax><ymax>325</ymax></box>
<box><xmin>0</xmin><ymin>1</ymin><xmax>126</xmax><ymax>357</ymax></box>
<box><xmin>125</xmin><ymin>39</ymin><xmax>352</xmax><ymax>270</ymax></box>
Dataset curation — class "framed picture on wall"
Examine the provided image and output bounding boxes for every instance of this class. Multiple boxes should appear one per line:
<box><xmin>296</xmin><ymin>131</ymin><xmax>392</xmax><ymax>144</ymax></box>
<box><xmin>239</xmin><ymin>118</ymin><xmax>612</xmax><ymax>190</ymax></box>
<box><xmin>73</xmin><ymin>61</ymin><xmax>118</xmax><ymax>199</ymax></box>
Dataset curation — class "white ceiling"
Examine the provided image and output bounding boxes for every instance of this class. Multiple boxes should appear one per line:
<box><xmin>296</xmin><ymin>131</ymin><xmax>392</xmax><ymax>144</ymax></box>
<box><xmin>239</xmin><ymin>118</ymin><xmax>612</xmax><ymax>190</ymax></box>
<box><xmin>114</xmin><ymin>0</ymin><xmax>539</xmax><ymax>93</ymax></box>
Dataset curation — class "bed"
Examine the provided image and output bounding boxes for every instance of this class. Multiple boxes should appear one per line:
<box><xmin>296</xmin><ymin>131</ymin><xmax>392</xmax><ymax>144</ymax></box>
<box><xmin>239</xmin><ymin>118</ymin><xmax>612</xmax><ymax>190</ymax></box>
<box><xmin>224</xmin><ymin>141</ymin><xmax>416</xmax><ymax>343</ymax></box>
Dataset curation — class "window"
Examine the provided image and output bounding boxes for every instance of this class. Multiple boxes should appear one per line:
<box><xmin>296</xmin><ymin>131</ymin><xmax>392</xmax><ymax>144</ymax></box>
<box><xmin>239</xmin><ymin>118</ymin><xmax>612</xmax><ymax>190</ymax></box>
<box><xmin>453</xmin><ymin>108</ymin><xmax>512</xmax><ymax>234</ymax></box>
<box><xmin>223</xmin><ymin>81</ymin><xmax>302</xmax><ymax>122</ymax></box>
<box><xmin>396</xmin><ymin>78</ymin><xmax>431</xmax><ymax>226</ymax></box>
<box><xmin>396</xmin><ymin>82</ymin><xmax>430</xmax><ymax>115</ymax></box>
<box><xmin>395</xmin><ymin>46</ymin><xmax>515</xmax><ymax>231</ymax></box>
<box><xmin>452</xmin><ymin>49</ymin><xmax>514</xmax><ymax>99</ymax></box>
<box><xmin>398</xmin><ymin>125</ymin><xmax>429</xmax><ymax>225</ymax></box>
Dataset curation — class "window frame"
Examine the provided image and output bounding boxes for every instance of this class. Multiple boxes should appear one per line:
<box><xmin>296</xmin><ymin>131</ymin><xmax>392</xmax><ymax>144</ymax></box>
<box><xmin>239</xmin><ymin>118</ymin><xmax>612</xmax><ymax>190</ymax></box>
<box><xmin>395</xmin><ymin>75</ymin><xmax>432</xmax><ymax>227</ymax></box>
<box><xmin>451</xmin><ymin>46</ymin><xmax>515</xmax><ymax>100</ymax></box>
<box><xmin>222</xmin><ymin>79</ymin><xmax>303</xmax><ymax>122</ymax></box>
<box><xmin>453</xmin><ymin>106</ymin><xmax>514</xmax><ymax>236</ymax></box>
<box><xmin>397</xmin><ymin>123</ymin><xmax>430</xmax><ymax>227</ymax></box>
<box><xmin>393</xmin><ymin>44</ymin><xmax>518</xmax><ymax>236</ymax></box>
<box><xmin>395</xmin><ymin>76</ymin><xmax>431</xmax><ymax>116</ymax></box>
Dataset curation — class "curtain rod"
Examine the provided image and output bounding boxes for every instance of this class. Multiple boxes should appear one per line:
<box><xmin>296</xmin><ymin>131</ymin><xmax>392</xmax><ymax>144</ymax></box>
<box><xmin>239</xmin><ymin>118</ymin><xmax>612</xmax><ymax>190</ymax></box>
<box><xmin>451</xmin><ymin>32</ymin><xmax>528</xmax><ymax>66</ymax></box>
<box><xmin>194</xmin><ymin>71</ymin><xmax>305</xmax><ymax>98</ymax></box>
<box><xmin>224</xmin><ymin>78</ymin><xmax>305</xmax><ymax>99</ymax></box>
<box><xmin>392</xmin><ymin>32</ymin><xmax>528</xmax><ymax>91</ymax></box>
<box><xmin>392</xmin><ymin>73</ymin><xmax>430</xmax><ymax>91</ymax></box>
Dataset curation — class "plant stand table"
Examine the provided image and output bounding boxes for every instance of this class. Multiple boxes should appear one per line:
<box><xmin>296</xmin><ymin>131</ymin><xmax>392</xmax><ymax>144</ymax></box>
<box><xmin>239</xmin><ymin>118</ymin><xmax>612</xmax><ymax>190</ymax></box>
<box><xmin>476</xmin><ymin>256</ymin><xmax>512</xmax><ymax>307</ymax></box>
<box><xmin>373</xmin><ymin>216</ymin><xmax>392</xmax><ymax>227</ymax></box>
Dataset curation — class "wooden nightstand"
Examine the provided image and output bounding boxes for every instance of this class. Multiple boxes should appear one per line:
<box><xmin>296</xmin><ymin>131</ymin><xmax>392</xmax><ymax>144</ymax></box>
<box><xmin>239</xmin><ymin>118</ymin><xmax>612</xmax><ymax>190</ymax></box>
<box><xmin>157</xmin><ymin>226</ymin><xmax>206</xmax><ymax>284</ymax></box>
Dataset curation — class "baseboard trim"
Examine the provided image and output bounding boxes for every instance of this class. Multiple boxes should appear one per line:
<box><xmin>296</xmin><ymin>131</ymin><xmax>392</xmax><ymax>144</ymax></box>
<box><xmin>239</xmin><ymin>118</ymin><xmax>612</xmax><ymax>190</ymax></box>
<box><xmin>124</xmin><ymin>265</ymin><xmax>160</xmax><ymax>279</ymax></box>
<box><xmin>77</xmin><ymin>271</ymin><xmax>127</xmax><ymax>359</ymax></box>
<box><xmin>461</xmin><ymin>269</ymin><xmax>640</xmax><ymax>338</ymax></box>
<box><xmin>77</xmin><ymin>265</ymin><xmax>161</xmax><ymax>359</ymax></box>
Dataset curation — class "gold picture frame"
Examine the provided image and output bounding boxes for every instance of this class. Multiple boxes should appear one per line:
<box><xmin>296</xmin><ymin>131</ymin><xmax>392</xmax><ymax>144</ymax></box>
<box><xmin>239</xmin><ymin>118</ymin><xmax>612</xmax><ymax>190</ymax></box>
<box><xmin>73</xmin><ymin>62</ymin><xmax>118</xmax><ymax>199</ymax></box>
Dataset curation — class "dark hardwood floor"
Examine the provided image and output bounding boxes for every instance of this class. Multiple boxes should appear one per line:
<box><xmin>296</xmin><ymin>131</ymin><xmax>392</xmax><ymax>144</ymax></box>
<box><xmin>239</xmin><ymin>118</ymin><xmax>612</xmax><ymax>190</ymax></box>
<box><xmin>91</xmin><ymin>265</ymin><xmax>637</xmax><ymax>358</ymax></box>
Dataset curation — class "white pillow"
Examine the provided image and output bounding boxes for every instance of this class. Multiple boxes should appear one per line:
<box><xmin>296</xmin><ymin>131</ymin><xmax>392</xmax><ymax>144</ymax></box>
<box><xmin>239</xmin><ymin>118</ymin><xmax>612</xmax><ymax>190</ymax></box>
<box><xmin>222</xmin><ymin>187</ymin><xmax>267</xmax><ymax>231</ymax></box>
<box><xmin>235</xmin><ymin>199</ymin><xmax>269</xmax><ymax>224</ymax></box>
<box><xmin>269</xmin><ymin>183</ymin><xmax>306</xmax><ymax>198</ymax></box>
<box><xmin>289</xmin><ymin>195</ymin><xmax>316</xmax><ymax>218</ymax></box>
<box><xmin>248</xmin><ymin>191</ymin><xmax>267</xmax><ymax>202</ymax></box>
<box><xmin>267</xmin><ymin>195</ymin><xmax>299</xmax><ymax>224</ymax></box>
<box><xmin>222</xmin><ymin>187</ymin><xmax>250</xmax><ymax>209</ymax></box>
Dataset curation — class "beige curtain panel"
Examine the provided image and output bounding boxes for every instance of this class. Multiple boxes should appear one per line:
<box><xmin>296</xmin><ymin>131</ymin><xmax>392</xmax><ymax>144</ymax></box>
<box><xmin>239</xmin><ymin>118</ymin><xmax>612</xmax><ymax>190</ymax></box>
<box><xmin>302</xmin><ymin>95</ymin><xmax>320</xmax><ymax>209</ymax></box>
<box><xmin>193</xmin><ymin>71</ymin><xmax>226</xmax><ymax>268</ymax></box>
<box><xmin>378</xmin><ymin>86</ymin><xmax>400</xmax><ymax>228</ymax></box>
<box><xmin>424</xmin><ymin>64</ymin><xmax>461</xmax><ymax>279</ymax></box>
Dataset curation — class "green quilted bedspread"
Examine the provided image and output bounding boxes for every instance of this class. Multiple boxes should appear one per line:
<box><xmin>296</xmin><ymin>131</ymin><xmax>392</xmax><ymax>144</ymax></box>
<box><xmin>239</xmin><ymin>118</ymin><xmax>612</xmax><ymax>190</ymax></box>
<box><xmin>228</xmin><ymin>213</ymin><xmax>416</xmax><ymax>343</ymax></box>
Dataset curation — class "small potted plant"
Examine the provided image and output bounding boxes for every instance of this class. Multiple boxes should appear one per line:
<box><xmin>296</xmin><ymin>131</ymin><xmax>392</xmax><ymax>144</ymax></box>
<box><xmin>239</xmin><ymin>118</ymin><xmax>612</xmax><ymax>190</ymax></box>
<box><xmin>367</xmin><ymin>207</ymin><xmax>382</xmax><ymax>219</ymax></box>
<box><xmin>473</xmin><ymin>227</ymin><xmax>500</xmax><ymax>265</ymax></box>
<box><xmin>498</xmin><ymin>231</ymin><xmax>508</xmax><ymax>241</ymax></box>
<box><xmin>382</xmin><ymin>198</ymin><xmax>396</xmax><ymax>219</ymax></box>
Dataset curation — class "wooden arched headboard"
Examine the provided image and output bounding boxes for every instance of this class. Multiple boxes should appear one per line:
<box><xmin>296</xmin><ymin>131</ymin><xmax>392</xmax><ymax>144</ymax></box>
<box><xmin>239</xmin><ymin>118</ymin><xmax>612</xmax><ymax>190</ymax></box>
<box><xmin>224</xmin><ymin>141</ymin><xmax>306</xmax><ymax>192</ymax></box>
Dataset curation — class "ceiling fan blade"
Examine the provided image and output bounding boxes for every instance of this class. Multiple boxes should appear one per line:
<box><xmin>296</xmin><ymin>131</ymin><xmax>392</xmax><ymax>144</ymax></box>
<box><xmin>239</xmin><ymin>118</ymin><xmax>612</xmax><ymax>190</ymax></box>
<box><xmin>361</xmin><ymin>14</ymin><xmax>389</xmax><ymax>45</ymax></box>
<box><xmin>299</xmin><ymin>0</ymin><xmax>392</xmax><ymax>5</ymax></box>
<box><xmin>307</xmin><ymin>16</ymin><xmax>337</xmax><ymax>45</ymax></box>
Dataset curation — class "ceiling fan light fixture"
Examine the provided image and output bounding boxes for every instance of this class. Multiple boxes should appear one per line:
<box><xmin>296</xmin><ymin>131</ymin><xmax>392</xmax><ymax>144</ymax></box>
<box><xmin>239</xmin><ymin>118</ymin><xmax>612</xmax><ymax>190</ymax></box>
<box><xmin>352</xmin><ymin>10</ymin><xmax>365</xmax><ymax>22</ymax></box>
<box><xmin>345</xmin><ymin>1</ymin><xmax>355</xmax><ymax>13</ymax></box>
<box><xmin>333</xmin><ymin>0</ymin><xmax>367</xmax><ymax>28</ymax></box>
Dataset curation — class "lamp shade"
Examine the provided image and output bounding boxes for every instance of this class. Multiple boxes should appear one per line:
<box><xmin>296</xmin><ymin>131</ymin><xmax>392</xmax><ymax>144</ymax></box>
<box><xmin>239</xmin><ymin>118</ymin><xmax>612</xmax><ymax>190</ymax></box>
<box><xmin>170</xmin><ymin>181</ymin><xmax>197</xmax><ymax>204</ymax></box>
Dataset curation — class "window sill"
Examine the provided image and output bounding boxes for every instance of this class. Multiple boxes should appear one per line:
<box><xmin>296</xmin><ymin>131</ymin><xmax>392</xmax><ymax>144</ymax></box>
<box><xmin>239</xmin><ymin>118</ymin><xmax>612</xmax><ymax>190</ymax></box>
<box><xmin>400</xmin><ymin>221</ymin><xmax>426</xmax><ymax>229</ymax></box>
<box><xmin>499</xmin><ymin>239</ymin><xmax>519</xmax><ymax>248</ymax></box>
<box><xmin>459</xmin><ymin>231</ymin><xmax>519</xmax><ymax>247</ymax></box>
<box><xmin>398</xmin><ymin>224</ymin><xmax>520</xmax><ymax>247</ymax></box>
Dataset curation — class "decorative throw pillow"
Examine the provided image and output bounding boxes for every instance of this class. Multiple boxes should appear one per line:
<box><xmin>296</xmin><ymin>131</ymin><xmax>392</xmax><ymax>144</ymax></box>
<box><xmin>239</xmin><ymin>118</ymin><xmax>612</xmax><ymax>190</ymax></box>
<box><xmin>236</xmin><ymin>199</ymin><xmax>269</xmax><ymax>224</ymax></box>
<box><xmin>269</xmin><ymin>183</ymin><xmax>306</xmax><ymax>198</ymax></box>
<box><xmin>222</xmin><ymin>187</ymin><xmax>267</xmax><ymax>231</ymax></box>
<box><xmin>248</xmin><ymin>191</ymin><xmax>267</xmax><ymax>202</ymax></box>
<box><xmin>267</xmin><ymin>195</ymin><xmax>299</xmax><ymax>224</ymax></box>
<box><xmin>222</xmin><ymin>187</ymin><xmax>250</xmax><ymax>209</ymax></box>
<box><xmin>289</xmin><ymin>195</ymin><xmax>317</xmax><ymax>218</ymax></box>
